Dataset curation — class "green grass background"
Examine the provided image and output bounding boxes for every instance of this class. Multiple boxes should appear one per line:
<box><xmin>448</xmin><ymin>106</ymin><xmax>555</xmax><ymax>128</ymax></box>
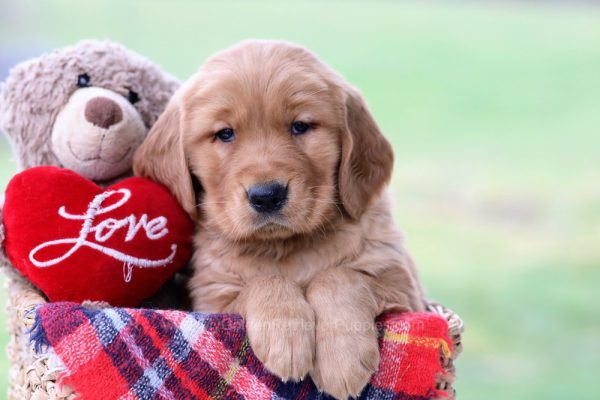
<box><xmin>1</xmin><ymin>1</ymin><xmax>599</xmax><ymax>398</ymax></box>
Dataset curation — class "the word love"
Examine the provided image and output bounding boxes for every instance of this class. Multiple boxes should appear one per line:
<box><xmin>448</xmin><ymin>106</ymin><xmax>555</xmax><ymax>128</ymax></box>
<box><xmin>29</xmin><ymin>188</ymin><xmax>177</xmax><ymax>282</ymax></box>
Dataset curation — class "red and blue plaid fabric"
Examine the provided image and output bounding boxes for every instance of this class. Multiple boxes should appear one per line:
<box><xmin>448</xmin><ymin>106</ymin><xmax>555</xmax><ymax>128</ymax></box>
<box><xmin>31</xmin><ymin>303</ymin><xmax>452</xmax><ymax>400</ymax></box>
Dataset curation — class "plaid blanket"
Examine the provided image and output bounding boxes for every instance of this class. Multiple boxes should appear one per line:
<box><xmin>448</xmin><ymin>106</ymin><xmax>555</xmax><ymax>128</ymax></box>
<box><xmin>31</xmin><ymin>303</ymin><xmax>453</xmax><ymax>400</ymax></box>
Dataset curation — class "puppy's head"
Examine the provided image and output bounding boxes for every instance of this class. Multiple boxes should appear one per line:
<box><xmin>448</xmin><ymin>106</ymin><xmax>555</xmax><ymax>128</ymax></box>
<box><xmin>134</xmin><ymin>41</ymin><xmax>393</xmax><ymax>242</ymax></box>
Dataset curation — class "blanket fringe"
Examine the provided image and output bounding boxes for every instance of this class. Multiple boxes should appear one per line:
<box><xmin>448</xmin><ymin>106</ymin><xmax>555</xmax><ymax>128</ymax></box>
<box><xmin>27</xmin><ymin>305</ymin><xmax>50</xmax><ymax>353</ymax></box>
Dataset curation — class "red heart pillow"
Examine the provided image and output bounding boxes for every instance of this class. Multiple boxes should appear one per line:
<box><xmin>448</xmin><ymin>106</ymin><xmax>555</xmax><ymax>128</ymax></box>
<box><xmin>3</xmin><ymin>166</ymin><xmax>194</xmax><ymax>307</ymax></box>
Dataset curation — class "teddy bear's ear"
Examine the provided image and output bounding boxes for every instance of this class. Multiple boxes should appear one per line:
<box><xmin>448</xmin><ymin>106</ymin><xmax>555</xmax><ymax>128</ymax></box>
<box><xmin>133</xmin><ymin>102</ymin><xmax>197</xmax><ymax>219</ymax></box>
<box><xmin>0</xmin><ymin>59</ymin><xmax>62</xmax><ymax>170</ymax></box>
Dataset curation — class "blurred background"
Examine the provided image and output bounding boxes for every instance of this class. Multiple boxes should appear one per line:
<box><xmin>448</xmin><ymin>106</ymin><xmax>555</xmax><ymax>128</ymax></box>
<box><xmin>1</xmin><ymin>1</ymin><xmax>599</xmax><ymax>399</ymax></box>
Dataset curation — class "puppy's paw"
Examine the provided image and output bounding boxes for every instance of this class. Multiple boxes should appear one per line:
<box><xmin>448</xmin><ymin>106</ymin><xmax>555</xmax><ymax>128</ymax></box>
<box><xmin>311</xmin><ymin>329</ymin><xmax>380</xmax><ymax>400</ymax></box>
<box><xmin>246</xmin><ymin>300</ymin><xmax>315</xmax><ymax>382</ymax></box>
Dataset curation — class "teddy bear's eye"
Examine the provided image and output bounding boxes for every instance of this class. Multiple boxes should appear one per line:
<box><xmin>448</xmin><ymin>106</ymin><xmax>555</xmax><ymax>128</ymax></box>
<box><xmin>127</xmin><ymin>89</ymin><xmax>140</xmax><ymax>105</ymax></box>
<box><xmin>77</xmin><ymin>73</ymin><xmax>91</xmax><ymax>88</ymax></box>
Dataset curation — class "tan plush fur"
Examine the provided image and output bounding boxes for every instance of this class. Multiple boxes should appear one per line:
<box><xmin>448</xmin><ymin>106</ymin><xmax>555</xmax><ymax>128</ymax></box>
<box><xmin>134</xmin><ymin>40</ymin><xmax>424</xmax><ymax>399</ymax></box>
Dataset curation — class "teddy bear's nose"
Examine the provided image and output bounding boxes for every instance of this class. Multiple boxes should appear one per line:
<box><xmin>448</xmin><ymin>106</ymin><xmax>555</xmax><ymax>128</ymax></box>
<box><xmin>84</xmin><ymin>97</ymin><xmax>123</xmax><ymax>129</ymax></box>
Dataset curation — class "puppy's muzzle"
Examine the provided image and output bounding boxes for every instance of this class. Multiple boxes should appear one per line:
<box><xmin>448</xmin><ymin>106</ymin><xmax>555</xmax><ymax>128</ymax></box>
<box><xmin>247</xmin><ymin>181</ymin><xmax>288</xmax><ymax>213</ymax></box>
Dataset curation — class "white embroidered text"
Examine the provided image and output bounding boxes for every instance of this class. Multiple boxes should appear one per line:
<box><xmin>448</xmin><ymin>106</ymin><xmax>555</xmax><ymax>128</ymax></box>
<box><xmin>29</xmin><ymin>189</ymin><xmax>177</xmax><ymax>282</ymax></box>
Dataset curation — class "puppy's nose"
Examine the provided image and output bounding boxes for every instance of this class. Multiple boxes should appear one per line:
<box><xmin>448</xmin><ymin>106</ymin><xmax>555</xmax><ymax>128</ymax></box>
<box><xmin>84</xmin><ymin>97</ymin><xmax>123</xmax><ymax>128</ymax></box>
<box><xmin>247</xmin><ymin>182</ymin><xmax>288</xmax><ymax>213</ymax></box>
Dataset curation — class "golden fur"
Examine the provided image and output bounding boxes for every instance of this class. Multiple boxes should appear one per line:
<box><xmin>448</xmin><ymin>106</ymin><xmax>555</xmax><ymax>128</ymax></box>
<box><xmin>134</xmin><ymin>40</ymin><xmax>424</xmax><ymax>399</ymax></box>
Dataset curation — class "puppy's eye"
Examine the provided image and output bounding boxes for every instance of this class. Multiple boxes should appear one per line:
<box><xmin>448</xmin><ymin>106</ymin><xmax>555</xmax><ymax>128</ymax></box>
<box><xmin>215</xmin><ymin>128</ymin><xmax>235</xmax><ymax>143</ymax></box>
<box><xmin>77</xmin><ymin>73</ymin><xmax>91</xmax><ymax>88</ymax></box>
<box><xmin>291</xmin><ymin>121</ymin><xmax>311</xmax><ymax>136</ymax></box>
<box><xmin>127</xmin><ymin>89</ymin><xmax>140</xmax><ymax>104</ymax></box>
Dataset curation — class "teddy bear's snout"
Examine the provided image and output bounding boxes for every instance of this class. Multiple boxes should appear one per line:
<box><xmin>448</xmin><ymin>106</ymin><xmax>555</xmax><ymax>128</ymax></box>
<box><xmin>50</xmin><ymin>86</ymin><xmax>148</xmax><ymax>181</ymax></box>
<box><xmin>84</xmin><ymin>97</ymin><xmax>123</xmax><ymax>129</ymax></box>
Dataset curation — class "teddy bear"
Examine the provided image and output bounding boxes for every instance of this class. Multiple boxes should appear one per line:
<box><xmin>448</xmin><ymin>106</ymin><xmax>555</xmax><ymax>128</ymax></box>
<box><xmin>0</xmin><ymin>39</ymin><xmax>186</xmax><ymax>306</ymax></box>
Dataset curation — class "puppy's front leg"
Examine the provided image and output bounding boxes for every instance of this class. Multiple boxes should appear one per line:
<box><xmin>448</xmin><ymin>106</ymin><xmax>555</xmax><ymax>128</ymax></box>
<box><xmin>307</xmin><ymin>268</ymin><xmax>380</xmax><ymax>400</ymax></box>
<box><xmin>235</xmin><ymin>275</ymin><xmax>315</xmax><ymax>382</ymax></box>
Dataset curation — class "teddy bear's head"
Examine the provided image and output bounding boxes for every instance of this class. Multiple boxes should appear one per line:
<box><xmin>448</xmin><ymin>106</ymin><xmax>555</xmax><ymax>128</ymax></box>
<box><xmin>0</xmin><ymin>40</ymin><xmax>179</xmax><ymax>182</ymax></box>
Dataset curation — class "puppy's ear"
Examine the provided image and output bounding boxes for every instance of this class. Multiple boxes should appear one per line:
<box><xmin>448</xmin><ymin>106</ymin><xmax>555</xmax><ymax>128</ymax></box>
<box><xmin>133</xmin><ymin>102</ymin><xmax>197</xmax><ymax>218</ymax></box>
<box><xmin>338</xmin><ymin>85</ymin><xmax>393</xmax><ymax>220</ymax></box>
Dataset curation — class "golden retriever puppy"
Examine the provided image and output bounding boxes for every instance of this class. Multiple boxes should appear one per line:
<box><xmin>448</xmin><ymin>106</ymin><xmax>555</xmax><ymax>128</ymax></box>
<box><xmin>134</xmin><ymin>40</ymin><xmax>424</xmax><ymax>399</ymax></box>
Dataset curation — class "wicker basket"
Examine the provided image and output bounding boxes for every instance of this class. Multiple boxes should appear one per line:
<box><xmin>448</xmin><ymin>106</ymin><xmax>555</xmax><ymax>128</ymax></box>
<box><xmin>3</xmin><ymin>266</ymin><xmax>464</xmax><ymax>400</ymax></box>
